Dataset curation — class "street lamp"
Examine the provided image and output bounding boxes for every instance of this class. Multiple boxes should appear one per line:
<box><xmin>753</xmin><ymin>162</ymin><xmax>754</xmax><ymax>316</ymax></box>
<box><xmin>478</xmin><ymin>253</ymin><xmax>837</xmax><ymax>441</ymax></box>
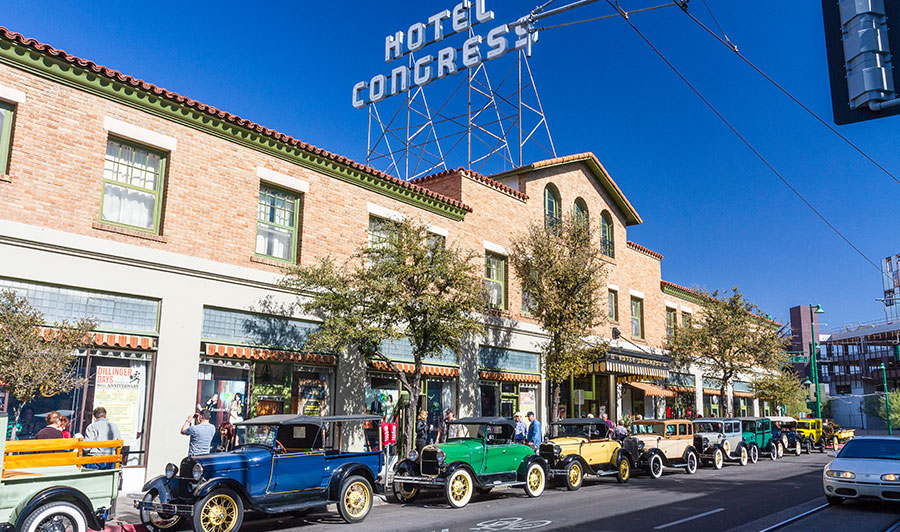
<box><xmin>881</xmin><ymin>362</ymin><xmax>893</xmax><ymax>436</ymax></box>
<box><xmin>808</xmin><ymin>304</ymin><xmax>825</xmax><ymax>419</ymax></box>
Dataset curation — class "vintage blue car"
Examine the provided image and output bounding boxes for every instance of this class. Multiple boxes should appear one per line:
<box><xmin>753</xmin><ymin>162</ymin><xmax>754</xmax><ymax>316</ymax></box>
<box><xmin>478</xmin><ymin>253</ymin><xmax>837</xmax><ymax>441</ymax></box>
<box><xmin>135</xmin><ymin>414</ymin><xmax>383</xmax><ymax>531</ymax></box>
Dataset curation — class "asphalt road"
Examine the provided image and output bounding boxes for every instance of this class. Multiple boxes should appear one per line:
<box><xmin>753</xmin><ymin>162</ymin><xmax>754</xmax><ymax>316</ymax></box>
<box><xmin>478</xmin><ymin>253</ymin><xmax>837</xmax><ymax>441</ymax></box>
<box><xmin>227</xmin><ymin>452</ymin><xmax>900</xmax><ymax>532</ymax></box>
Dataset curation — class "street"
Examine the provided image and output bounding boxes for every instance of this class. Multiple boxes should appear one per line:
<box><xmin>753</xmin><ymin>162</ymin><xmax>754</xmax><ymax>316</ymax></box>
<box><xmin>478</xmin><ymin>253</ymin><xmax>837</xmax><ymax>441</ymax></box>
<box><xmin>208</xmin><ymin>454</ymin><xmax>900</xmax><ymax>532</ymax></box>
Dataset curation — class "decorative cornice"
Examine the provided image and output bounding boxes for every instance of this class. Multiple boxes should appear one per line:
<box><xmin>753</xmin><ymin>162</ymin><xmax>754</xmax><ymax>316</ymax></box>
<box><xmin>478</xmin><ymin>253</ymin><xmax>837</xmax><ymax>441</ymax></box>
<box><xmin>660</xmin><ymin>280</ymin><xmax>707</xmax><ymax>306</ymax></box>
<box><xmin>0</xmin><ymin>27</ymin><xmax>470</xmax><ymax>221</ymax></box>
<box><xmin>413</xmin><ymin>167</ymin><xmax>528</xmax><ymax>202</ymax></box>
<box><xmin>627</xmin><ymin>241</ymin><xmax>663</xmax><ymax>260</ymax></box>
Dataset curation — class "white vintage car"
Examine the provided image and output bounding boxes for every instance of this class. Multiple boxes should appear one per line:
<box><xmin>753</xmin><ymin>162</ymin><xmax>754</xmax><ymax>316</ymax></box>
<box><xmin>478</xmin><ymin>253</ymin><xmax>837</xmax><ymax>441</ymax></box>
<box><xmin>823</xmin><ymin>436</ymin><xmax>900</xmax><ymax>505</ymax></box>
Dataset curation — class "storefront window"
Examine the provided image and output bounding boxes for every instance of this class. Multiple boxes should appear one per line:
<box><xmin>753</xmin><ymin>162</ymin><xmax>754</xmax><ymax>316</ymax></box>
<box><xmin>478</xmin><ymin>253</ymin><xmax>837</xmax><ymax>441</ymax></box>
<box><xmin>366</xmin><ymin>373</ymin><xmax>399</xmax><ymax>422</ymax></box>
<box><xmin>703</xmin><ymin>393</ymin><xmax>721</xmax><ymax>417</ymax></box>
<box><xmin>197</xmin><ymin>359</ymin><xmax>250</xmax><ymax>452</ymax></box>
<box><xmin>425</xmin><ymin>379</ymin><xmax>456</xmax><ymax>443</ymax></box>
<box><xmin>293</xmin><ymin>369</ymin><xmax>332</xmax><ymax>416</ymax></box>
<box><xmin>479</xmin><ymin>383</ymin><xmax>499</xmax><ymax>417</ymax></box>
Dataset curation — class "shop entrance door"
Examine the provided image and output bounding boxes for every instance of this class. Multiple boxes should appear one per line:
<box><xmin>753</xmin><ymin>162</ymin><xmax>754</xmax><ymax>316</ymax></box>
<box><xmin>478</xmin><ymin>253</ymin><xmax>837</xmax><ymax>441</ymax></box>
<box><xmin>258</xmin><ymin>400</ymin><xmax>284</xmax><ymax>416</ymax></box>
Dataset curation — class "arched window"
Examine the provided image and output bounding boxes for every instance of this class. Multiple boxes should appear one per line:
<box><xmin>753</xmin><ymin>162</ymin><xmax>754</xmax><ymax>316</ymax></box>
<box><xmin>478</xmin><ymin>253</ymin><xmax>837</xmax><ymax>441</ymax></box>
<box><xmin>543</xmin><ymin>185</ymin><xmax>560</xmax><ymax>229</ymax></box>
<box><xmin>600</xmin><ymin>211</ymin><xmax>614</xmax><ymax>258</ymax></box>
<box><xmin>573</xmin><ymin>198</ymin><xmax>588</xmax><ymax>224</ymax></box>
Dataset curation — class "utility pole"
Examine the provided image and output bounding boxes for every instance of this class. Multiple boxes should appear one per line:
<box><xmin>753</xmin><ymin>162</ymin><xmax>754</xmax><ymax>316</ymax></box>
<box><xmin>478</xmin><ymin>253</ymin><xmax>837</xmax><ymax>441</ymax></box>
<box><xmin>808</xmin><ymin>304</ymin><xmax>824</xmax><ymax>419</ymax></box>
<box><xmin>881</xmin><ymin>362</ymin><xmax>893</xmax><ymax>435</ymax></box>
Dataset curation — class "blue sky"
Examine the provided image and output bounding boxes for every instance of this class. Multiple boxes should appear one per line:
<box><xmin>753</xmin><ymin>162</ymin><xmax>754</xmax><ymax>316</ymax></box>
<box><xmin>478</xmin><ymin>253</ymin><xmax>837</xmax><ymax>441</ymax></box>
<box><xmin>5</xmin><ymin>1</ymin><xmax>898</xmax><ymax>329</ymax></box>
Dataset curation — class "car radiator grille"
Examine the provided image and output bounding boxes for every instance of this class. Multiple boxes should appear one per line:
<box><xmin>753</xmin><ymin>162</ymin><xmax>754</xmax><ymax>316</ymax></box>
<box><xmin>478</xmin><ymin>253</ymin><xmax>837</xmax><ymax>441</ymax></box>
<box><xmin>421</xmin><ymin>449</ymin><xmax>439</xmax><ymax>476</ymax></box>
<box><xmin>538</xmin><ymin>444</ymin><xmax>555</xmax><ymax>462</ymax></box>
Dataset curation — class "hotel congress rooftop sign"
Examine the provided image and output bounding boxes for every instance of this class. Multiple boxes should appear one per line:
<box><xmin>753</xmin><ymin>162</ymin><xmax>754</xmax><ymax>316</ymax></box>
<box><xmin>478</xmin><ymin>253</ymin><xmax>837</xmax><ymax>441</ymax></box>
<box><xmin>352</xmin><ymin>0</ymin><xmax>539</xmax><ymax>109</ymax></box>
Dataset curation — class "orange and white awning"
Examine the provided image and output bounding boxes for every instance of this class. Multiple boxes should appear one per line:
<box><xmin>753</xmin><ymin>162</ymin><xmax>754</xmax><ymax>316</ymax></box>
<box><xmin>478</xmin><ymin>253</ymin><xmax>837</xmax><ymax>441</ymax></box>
<box><xmin>628</xmin><ymin>381</ymin><xmax>676</xmax><ymax>398</ymax></box>
<box><xmin>370</xmin><ymin>360</ymin><xmax>459</xmax><ymax>377</ymax></box>
<box><xmin>204</xmin><ymin>343</ymin><xmax>336</xmax><ymax>366</ymax></box>
<box><xmin>41</xmin><ymin>328</ymin><xmax>157</xmax><ymax>350</ymax></box>
<box><xmin>479</xmin><ymin>371</ymin><xmax>541</xmax><ymax>383</ymax></box>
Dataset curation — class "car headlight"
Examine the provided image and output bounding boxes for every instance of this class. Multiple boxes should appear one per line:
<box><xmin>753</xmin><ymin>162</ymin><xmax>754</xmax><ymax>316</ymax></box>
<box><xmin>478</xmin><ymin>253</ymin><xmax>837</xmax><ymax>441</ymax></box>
<box><xmin>638</xmin><ymin>440</ymin><xmax>645</xmax><ymax>450</ymax></box>
<box><xmin>192</xmin><ymin>463</ymin><xmax>204</xmax><ymax>481</ymax></box>
<box><xmin>825</xmin><ymin>470</ymin><xmax>855</xmax><ymax>479</ymax></box>
<box><xmin>702</xmin><ymin>437</ymin><xmax>709</xmax><ymax>448</ymax></box>
<box><xmin>882</xmin><ymin>474</ymin><xmax>900</xmax><ymax>481</ymax></box>
<box><xmin>435</xmin><ymin>450</ymin><xmax>446</xmax><ymax>464</ymax></box>
<box><xmin>553</xmin><ymin>445</ymin><xmax>562</xmax><ymax>455</ymax></box>
<box><xmin>408</xmin><ymin>450</ymin><xmax>419</xmax><ymax>461</ymax></box>
<box><xmin>165</xmin><ymin>463</ymin><xmax>178</xmax><ymax>479</ymax></box>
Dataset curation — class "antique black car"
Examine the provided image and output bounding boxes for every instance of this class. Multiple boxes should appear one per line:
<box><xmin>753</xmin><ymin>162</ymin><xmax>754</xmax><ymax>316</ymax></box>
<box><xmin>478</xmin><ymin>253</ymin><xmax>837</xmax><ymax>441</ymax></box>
<box><xmin>136</xmin><ymin>414</ymin><xmax>383</xmax><ymax>531</ymax></box>
<box><xmin>769</xmin><ymin>416</ymin><xmax>803</xmax><ymax>457</ymax></box>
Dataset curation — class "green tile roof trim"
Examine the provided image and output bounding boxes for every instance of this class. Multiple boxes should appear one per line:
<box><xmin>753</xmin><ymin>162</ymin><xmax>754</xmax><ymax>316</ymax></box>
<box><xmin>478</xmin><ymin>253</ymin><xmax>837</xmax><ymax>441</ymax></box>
<box><xmin>0</xmin><ymin>28</ymin><xmax>470</xmax><ymax>221</ymax></box>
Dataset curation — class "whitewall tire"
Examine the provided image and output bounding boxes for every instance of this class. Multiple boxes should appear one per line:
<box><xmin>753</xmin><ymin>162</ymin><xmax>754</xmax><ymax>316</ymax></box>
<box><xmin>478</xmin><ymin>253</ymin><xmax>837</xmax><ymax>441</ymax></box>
<box><xmin>23</xmin><ymin>502</ymin><xmax>87</xmax><ymax>532</ymax></box>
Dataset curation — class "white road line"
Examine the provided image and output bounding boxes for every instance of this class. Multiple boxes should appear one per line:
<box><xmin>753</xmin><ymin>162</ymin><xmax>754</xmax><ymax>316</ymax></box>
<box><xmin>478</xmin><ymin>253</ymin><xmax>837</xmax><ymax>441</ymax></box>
<box><xmin>882</xmin><ymin>519</ymin><xmax>900</xmax><ymax>532</ymax></box>
<box><xmin>654</xmin><ymin>508</ymin><xmax>725</xmax><ymax>530</ymax></box>
<box><xmin>756</xmin><ymin>503</ymin><xmax>829</xmax><ymax>532</ymax></box>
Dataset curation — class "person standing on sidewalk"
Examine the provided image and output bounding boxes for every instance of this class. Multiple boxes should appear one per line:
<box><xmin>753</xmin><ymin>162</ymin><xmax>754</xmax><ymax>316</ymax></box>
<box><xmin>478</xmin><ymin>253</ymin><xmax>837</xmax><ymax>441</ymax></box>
<box><xmin>181</xmin><ymin>409</ymin><xmax>216</xmax><ymax>456</ymax></box>
<box><xmin>35</xmin><ymin>411</ymin><xmax>64</xmax><ymax>439</ymax></box>
<box><xmin>526</xmin><ymin>411</ymin><xmax>542</xmax><ymax>447</ymax></box>
<box><xmin>84</xmin><ymin>407</ymin><xmax>122</xmax><ymax>470</ymax></box>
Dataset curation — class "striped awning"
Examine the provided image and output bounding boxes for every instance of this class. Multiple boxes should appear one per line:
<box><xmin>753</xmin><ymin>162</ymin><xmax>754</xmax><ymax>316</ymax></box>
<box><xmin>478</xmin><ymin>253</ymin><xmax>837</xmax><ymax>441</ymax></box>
<box><xmin>733</xmin><ymin>391</ymin><xmax>755</xmax><ymax>398</ymax></box>
<box><xmin>41</xmin><ymin>328</ymin><xmax>157</xmax><ymax>350</ymax></box>
<box><xmin>667</xmin><ymin>386</ymin><xmax>696</xmax><ymax>393</ymax></box>
<box><xmin>479</xmin><ymin>371</ymin><xmax>541</xmax><ymax>383</ymax></box>
<box><xmin>588</xmin><ymin>360</ymin><xmax>669</xmax><ymax>379</ymax></box>
<box><xmin>370</xmin><ymin>360</ymin><xmax>459</xmax><ymax>377</ymax></box>
<box><xmin>204</xmin><ymin>343</ymin><xmax>336</xmax><ymax>366</ymax></box>
<box><xmin>628</xmin><ymin>381</ymin><xmax>676</xmax><ymax>398</ymax></box>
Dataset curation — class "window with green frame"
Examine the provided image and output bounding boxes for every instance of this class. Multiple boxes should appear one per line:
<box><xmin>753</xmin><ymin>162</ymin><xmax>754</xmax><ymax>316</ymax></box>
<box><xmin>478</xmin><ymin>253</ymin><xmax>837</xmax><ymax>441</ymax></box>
<box><xmin>666</xmin><ymin>307</ymin><xmax>676</xmax><ymax>337</ymax></box>
<box><xmin>0</xmin><ymin>101</ymin><xmax>14</xmax><ymax>174</ymax></box>
<box><xmin>573</xmin><ymin>197</ymin><xmax>588</xmax><ymax>224</ymax></box>
<box><xmin>600</xmin><ymin>211</ymin><xmax>615</xmax><ymax>258</ymax></box>
<box><xmin>543</xmin><ymin>184</ymin><xmax>560</xmax><ymax>229</ymax></box>
<box><xmin>256</xmin><ymin>184</ymin><xmax>300</xmax><ymax>262</ymax></box>
<box><xmin>608</xmin><ymin>289</ymin><xmax>618</xmax><ymax>322</ymax></box>
<box><xmin>485</xmin><ymin>253</ymin><xmax>507</xmax><ymax>310</ymax></box>
<box><xmin>631</xmin><ymin>296</ymin><xmax>644</xmax><ymax>338</ymax></box>
<box><xmin>101</xmin><ymin>138</ymin><xmax>166</xmax><ymax>233</ymax></box>
<box><xmin>682</xmin><ymin>311</ymin><xmax>692</xmax><ymax>326</ymax></box>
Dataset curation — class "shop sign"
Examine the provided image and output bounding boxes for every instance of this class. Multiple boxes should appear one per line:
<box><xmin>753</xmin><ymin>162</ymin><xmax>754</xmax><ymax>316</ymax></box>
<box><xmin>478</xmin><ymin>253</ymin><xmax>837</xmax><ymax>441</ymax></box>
<box><xmin>296</xmin><ymin>377</ymin><xmax>328</xmax><ymax>416</ymax></box>
<box><xmin>94</xmin><ymin>366</ymin><xmax>144</xmax><ymax>442</ymax></box>
<box><xmin>351</xmin><ymin>0</ymin><xmax>539</xmax><ymax>108</ymax></box>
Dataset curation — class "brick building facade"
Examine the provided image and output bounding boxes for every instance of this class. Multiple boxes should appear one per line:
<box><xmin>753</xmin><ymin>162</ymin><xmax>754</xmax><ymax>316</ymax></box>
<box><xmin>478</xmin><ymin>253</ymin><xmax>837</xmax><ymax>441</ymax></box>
<box><xmin>0</xmin><ymin>27</ymin><xmax>770</xmax><ymax>488</ymax></box>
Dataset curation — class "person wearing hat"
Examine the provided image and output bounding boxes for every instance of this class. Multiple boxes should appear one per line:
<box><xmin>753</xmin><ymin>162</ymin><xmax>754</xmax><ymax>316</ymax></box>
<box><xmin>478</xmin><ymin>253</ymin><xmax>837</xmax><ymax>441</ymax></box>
<box><xmin>513</xmin><ymin>411</ymin><xmax>527</xmax><ymax>444</ymax></box>
<box><xmin>526</xmin><ymin>411</ymin><xmax>542</xmax><ymax>446</ymax></box>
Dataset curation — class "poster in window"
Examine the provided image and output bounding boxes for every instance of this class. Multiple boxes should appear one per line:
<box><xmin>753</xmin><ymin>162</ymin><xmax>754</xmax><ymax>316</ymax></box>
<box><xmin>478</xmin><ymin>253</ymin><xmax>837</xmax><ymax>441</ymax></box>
<box><xmin>94</xmin><ymin>366</ymin><xmax>144</xmax><ymax>442</ymax></box>
<box><xmin>295</xmin><ymin>375</ymin><xmax>328</xmax><ymax>416</ymax></box>
<box><xmin>196</xmin><ymin>379</ymin><xmax>247</xmax><ymax>428</ymax></box>
<box><xmin>519</xmin><ymin>388</ymin><xmax>536</xmax><ymax>419</ymax></box>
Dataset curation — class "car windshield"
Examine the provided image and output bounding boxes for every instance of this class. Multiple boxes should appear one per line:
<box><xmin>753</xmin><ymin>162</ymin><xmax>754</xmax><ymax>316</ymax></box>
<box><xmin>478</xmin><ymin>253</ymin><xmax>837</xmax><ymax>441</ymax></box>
<box><xmin>695</xmin><ymin>422</ymin><xmax>723</xmax><ymax>433</ymax></box>
<box><xmin>235</xmin><ymin>424</ymin><xmax>277</xmax><ymax>447</ymax></box>
<box><xmin>632</xmin><ymin>422</ymin><xmax>664</xmax><ymax>434</ymax></box>
<box><xmin>838</xmin><ymin>439</ymin><xmax>900</xmax><ymax>460</ymax></box>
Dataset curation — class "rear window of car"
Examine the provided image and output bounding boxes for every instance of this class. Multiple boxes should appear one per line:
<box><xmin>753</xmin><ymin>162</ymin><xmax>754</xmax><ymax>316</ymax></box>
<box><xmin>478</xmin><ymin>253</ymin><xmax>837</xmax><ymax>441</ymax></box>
<box><xmin>838</xmin><ymin>439</ymin><xmax>900</xmax><ymax>460</ymax></box>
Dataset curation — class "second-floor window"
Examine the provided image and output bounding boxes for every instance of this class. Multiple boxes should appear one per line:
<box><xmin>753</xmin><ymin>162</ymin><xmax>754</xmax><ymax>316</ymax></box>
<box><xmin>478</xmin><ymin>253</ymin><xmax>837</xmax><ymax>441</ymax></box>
<box><xmin>608</xmin><ymin>289</ymin><xmax>618</xmax><ymax>322</ymax></box>
<box><xmin>485</xmin><ymin>253</ymin><xmax>507</xmax><ymax>310</ymax></box>
<box><xmin>631</xmin><ymin>296</ymin><xmax>644</xmax><ymax>338</ymax></box>
<box><xmin>101</xmin><ymin>138</ymin><xmax>166</xmax><ymax>233</ymax></box>
<box><xmin>256</xmin><ymin>185</ymin><xmax>299</xmax><ymax>262</ymax></box>
<box><xmin>543</xmin><ymin>184</ymin><xmax>560</xmax><ymax>229</ymax></box>
<box><xmin>666</xmin><ymin>307</ymin><xmax>676</xmax><ymax>337</ymax></box>
<box><xmin>682</xmin><ymin>311</ymin><xmax>692</xmax><ymax>326</ymax></box>
<box><xmin>600</xmin><ymin>211</ymin><xmax>614</xmax><ymax>258</ymax></box>
<box><xmin>0</xmin><ymin>101</ymin><xmax>14</xmax><ymax>174</ymax></box>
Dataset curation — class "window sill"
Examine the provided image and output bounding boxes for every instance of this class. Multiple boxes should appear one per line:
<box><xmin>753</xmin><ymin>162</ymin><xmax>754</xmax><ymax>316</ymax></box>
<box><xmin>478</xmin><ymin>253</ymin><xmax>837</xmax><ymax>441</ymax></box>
<box><xmin>0</xmin><ymin>174</ymin><xmax>11</xmax><ymax>183</ymax></box>
<box><xmin>485</xmin><ymin>307</ymin><xmax>511</xmax><ymax>318</ymax></box>
<box><xmin>250</xmin><ymin>255</ymin><xmax>294</xmax><ymax>268</ymax></box>
<box><xmin>92</xmin><ymin>222</ymin><xmax>167</xmax><ymax>243</ymax></box>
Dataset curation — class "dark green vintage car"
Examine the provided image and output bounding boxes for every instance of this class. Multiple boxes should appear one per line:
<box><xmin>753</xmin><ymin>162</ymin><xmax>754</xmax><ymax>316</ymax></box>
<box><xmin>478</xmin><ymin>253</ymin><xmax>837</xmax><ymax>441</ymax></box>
<box><xmin>390</xmin><ymin>417</ymin><xmax>547</xmax><ymax>508</ymax></box>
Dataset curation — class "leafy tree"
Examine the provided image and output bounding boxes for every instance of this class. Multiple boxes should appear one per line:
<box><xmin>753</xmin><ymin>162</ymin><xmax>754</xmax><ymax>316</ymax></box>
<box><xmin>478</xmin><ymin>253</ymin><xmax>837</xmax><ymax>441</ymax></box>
<box><xmin>0</xmin><ymin>289</ymin><xmax>96</xmax><ymax>438</ymax></box>
<box><xmin>863</xmin><ymin>390</ymin><xmax>900</xmax><ymax>429</ymax></box>
<box><xmin>281</xmin><ymin>218</ymin><xmax>485</xmax><ymax>453</ymax></box>
<box><xmin>669</xmin><ymin>287</ymin><xmax>786</xmax><ymax>417</ymax></box>
<box><xmin>509</xmin><ymin>213</ymin><xmax>607</xmax><ymax>428</ymax></box>
<box><xmin>752</xmin><ymin>369</ymin><xmax>809</xmax><ymax>417</ymax></box>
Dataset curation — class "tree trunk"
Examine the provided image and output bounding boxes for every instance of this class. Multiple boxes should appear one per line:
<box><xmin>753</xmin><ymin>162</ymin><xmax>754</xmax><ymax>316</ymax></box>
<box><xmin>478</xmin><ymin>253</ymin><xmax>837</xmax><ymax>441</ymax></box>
<box><xmin>403</xmin><ymin>374</ymin><xmax>422</xmax><ymax>458</ymax></box>
<box><xmin>550</xmin><ymin>380</ymin><xmax>560</xmax><ymax>437</ymax></box>
<box><xmin>9</xmin><ymin>405</ymin><xmax>19</xmax><ymax>440</ymax></box>
<box><xmin>720</xmin><ymin>384</ymin><xmax>729</xmax><ymax>418</ymax></box>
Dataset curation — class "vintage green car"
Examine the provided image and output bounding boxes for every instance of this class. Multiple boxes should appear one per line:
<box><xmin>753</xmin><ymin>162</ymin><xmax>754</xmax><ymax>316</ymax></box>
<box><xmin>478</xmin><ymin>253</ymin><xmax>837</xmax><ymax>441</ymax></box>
<box><xmin>739</xmin><ymin>417</ymin><xmax>780</xmax><ymax>461</ymax></box>
<box><xmin>0</xmin><ymin>413</ymin><xmax>123</xmax><ymax>532</ymax></box>
<box><xmin>390</xmin><ymin>417</ymin><xmax>547</xmax><ymax>508</ymax></box>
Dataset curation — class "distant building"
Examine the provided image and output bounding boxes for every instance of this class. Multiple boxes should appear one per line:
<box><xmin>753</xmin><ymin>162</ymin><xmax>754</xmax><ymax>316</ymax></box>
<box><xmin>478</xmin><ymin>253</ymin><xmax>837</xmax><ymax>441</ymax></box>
<box><xmin>788</xmin><ymin>305</ymin><xmax>823</xmax><ymax>380</ymax></box>
<box><xmin>882</xmin><ymin>254</ymin><xmax>900</xmax><ymax>322</ymax></box>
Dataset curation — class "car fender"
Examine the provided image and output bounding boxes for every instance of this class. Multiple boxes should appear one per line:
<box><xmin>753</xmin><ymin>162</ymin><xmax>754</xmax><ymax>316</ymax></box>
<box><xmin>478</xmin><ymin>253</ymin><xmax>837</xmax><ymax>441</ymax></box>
<box><xmin>642</xmin><ymin>448</ymin><xmax>667</xmax><ymax>467</ymax></box>
<box><xmin>517</xmin><ymin>455</ymin><xmax>548</xmax><ymax>481</ymax></box>
<box><xmin>682</xmin><ymin>445</ymin><xmax>699</xmax><ymax>463</ymax></box>
<box><xmin>442</xmin><ymin>461</ymin><xmax>480</xmax><ymax>485</ymax></box>
<box><xmin>142</xmin><ymin>475</ymin><xmax>176</xmax><ymax>503</ymax></box>
<box><xmin>616</xmin><ymin>448</ymin><xmax>635</xmax><ymax>469</ymax></box>
<box><xmin>327</xmin><ymin>462</ymin><xmax>378</xmax><ymax>501</ymax></box>
<box><xmin>193</xmin><ymin>477</ymin><xmax>254</xmax><ymax>507</ymax></box>
<box><xmin>394</xmin><ymin>459</ymin><xmax>421</xmax><ymax>478</ymax></box>
<box><xmin>558</xmin><ymin>454</ymin><xmax>595</xmax><ymax>476</ymax></box>
<box><xmin>14</xmin><ymin>487</ymin><xmax>104</xmax><ymax>531</ymax></box>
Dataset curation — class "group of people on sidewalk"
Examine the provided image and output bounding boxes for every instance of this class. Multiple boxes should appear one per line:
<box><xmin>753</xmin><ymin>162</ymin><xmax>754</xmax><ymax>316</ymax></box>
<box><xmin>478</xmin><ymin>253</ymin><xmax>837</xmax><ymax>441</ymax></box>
<box><xmin>414</xmin><ymin>409</ymin><xmax>544</xmax><ymax>452</ymax></box>
<box><xmin>23</xmin><ymin>407</ymin><xmax>122</xmax><ymax>469</ymax></box>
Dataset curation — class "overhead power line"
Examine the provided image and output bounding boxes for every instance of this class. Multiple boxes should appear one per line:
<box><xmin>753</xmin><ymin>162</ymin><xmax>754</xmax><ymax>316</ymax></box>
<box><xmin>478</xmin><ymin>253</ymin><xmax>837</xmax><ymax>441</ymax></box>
<box><xmin>604</xmin><ymin>0</ymin><xmax>885</xmax><ymax>275</ymax></box>
<box><xmin>675</xmin><ymin>1</ymin><xmax>900</xmax><ymax>187</ymax></box>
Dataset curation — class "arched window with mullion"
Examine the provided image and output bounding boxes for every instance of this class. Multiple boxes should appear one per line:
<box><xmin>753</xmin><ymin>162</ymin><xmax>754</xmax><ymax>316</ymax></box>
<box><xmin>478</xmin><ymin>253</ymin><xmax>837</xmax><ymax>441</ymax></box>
<box><xmin>573</xmin><ymin>198</ymin><xmax>588</xmax><ymax>225</ymax></box>
<box><xmin>543</xmin><ymin>184</ymin><xmax>561</xmax><ymax>229</ymax></box>
<box><xmin>600</xmin><ymin>210</ymin><xmax>615</xmax><ymax>258</ymax></box>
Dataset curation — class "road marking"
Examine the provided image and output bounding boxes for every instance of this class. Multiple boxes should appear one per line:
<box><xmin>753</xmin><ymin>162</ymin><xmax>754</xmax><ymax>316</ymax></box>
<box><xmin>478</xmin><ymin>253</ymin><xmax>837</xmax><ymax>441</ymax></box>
<box><xmin>882</xmin><ymin>519</ymin><xmax>900</xmax><ymax>532</ymax></box>
<box><xmin>654</xmin><ymin>508</ymin><xmax>724</xmax><ymax>530</ymax></box>
<box><xmin>756</xmin><ymin>503</ymin><xmax>829</xmax><ymax>532</ymax></box>
<box><xmin>470</xmin><ymin>517</ymin><xmax>553</xmax><ymax>530</ymax></box>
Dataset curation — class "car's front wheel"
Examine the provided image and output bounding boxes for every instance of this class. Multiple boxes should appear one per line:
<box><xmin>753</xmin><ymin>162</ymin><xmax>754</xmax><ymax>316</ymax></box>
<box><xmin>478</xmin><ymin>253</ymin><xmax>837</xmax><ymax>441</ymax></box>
<box><xmin>769</xmin><ymin>443</ymin><xmax>779</xmax><ymax>461</ymax></box>
<box><xmin>712</xmin><ymin>448</ymin><xmax>724</xmax><ymax>470</ymax></box>
<box><xmin>818</xmin><ymin>438</ymin><xmax>826</xmax><ymax>453</ymax></box>
<box><xmin>524</xmin><ymin>463</ymin><xmax>546</xmax><ymax>497</ymax></box>
<box><xmin>616</xmin><ymin>456</ymin><xmax>631</xmax><ymax>484</ymax></box>
<box><xmin>749</xmin><ymin>444</ymin><xmax>759</xmax><ymax>463</ymax></box>
<box><xmin>139</xmin><ymin>491</ymin><xmax>182</xmax><ymax>532</ymax></box>
<box><xmin>648</xmin><ymin>454</ymin><xmax>664</xmax><ymax>479</ymax></box>
<box><xmin>193</xmin><ymin>489</ymin><xmax>244</xmax><ymax>532</ymax></box>
<box><xmin>794</xmin><ymin>442</ymin><xmax>802</xmax><ymax>456</ymax></box>
<box><xmin>777</xmin><ymin>442</ymin><xmax>785</xmax><ymax>459</ymax></box>
<box><xmin>338</xmin><ymin>475</ymin><xmax>373</xmax><ymax>524</ymax></box>
<box><xmin>564</xmin><ymin>461</ymin><xmax>583</xmax><ymax>491</ymax></box>
<box><xmin>389</xmin><ymin>470</ymin><xmax>420</xmax><ymax>503</ymax></box>
<box><xmin>445</xmin><ymin>469</ymin><xmax>474</xmax><ymax>508</ymax></box>
<box><xmin>685</xmin><ymin>451</ymin><xmax>698</xmax><ymax>474</ymax></box>
<box><xmin>738</xmin><ymin>445</ymin><xmax>749</xmax><ymax>466</ymax></box>
<box><xmin>22</xmin><ymin>502</ymin><xmax>87</xmax><ymax>532</ymax></box>
<box><xmin>803</xmin><ymin>441</ymin><xmax>811</xmax><ymax>454</ymax></box>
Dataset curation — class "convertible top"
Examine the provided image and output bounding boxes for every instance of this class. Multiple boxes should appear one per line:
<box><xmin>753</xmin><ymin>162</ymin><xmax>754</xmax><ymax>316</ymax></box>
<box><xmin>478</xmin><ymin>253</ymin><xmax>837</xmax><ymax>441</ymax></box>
<box><xmin>236</xmin><ymin>414</ymin><xmax>382</xmax><ymax>426</ymax></box>
<box><xmin>767</xmin><ymin>416</ymin><xmax>798</xmax><ymax>423</ymax></box>
<box><xmin>552</xmin><ymin>418</ymin><xmax>613</xmax><ymax>426</ymax></box>
<box><xmin>692</xmin><ymin>418</ymin><xmax>733</xmax><ymax>424</ymax></box>
<box><xmin>449</xmin><ymin>416</ymin><xmax>516</xmax><ymax>428</ymax></box>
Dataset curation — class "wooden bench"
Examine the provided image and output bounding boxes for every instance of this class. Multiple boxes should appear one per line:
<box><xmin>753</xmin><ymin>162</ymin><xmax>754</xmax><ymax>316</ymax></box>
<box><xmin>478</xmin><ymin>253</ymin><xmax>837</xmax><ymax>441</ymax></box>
<box><xmin>3</xmin><ymin>438</ymin><xmax>123</xmax><ymax>473</ymax></box>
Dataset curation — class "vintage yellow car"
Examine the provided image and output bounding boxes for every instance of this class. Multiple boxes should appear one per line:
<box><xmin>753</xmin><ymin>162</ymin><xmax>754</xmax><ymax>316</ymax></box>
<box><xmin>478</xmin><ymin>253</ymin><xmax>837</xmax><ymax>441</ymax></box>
<box><xmin>539</xmin><ymin>418</ymin><xmax>634</xmax><ymax>490</ymax></box>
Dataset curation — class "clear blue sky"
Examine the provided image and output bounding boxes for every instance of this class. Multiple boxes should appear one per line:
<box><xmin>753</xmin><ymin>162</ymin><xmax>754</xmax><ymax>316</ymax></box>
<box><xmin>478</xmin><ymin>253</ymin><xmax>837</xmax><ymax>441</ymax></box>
<box><xmin>5</xmin><ymin>1</ymin><xmax>898</xmax><ymax>329</ymax></box>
